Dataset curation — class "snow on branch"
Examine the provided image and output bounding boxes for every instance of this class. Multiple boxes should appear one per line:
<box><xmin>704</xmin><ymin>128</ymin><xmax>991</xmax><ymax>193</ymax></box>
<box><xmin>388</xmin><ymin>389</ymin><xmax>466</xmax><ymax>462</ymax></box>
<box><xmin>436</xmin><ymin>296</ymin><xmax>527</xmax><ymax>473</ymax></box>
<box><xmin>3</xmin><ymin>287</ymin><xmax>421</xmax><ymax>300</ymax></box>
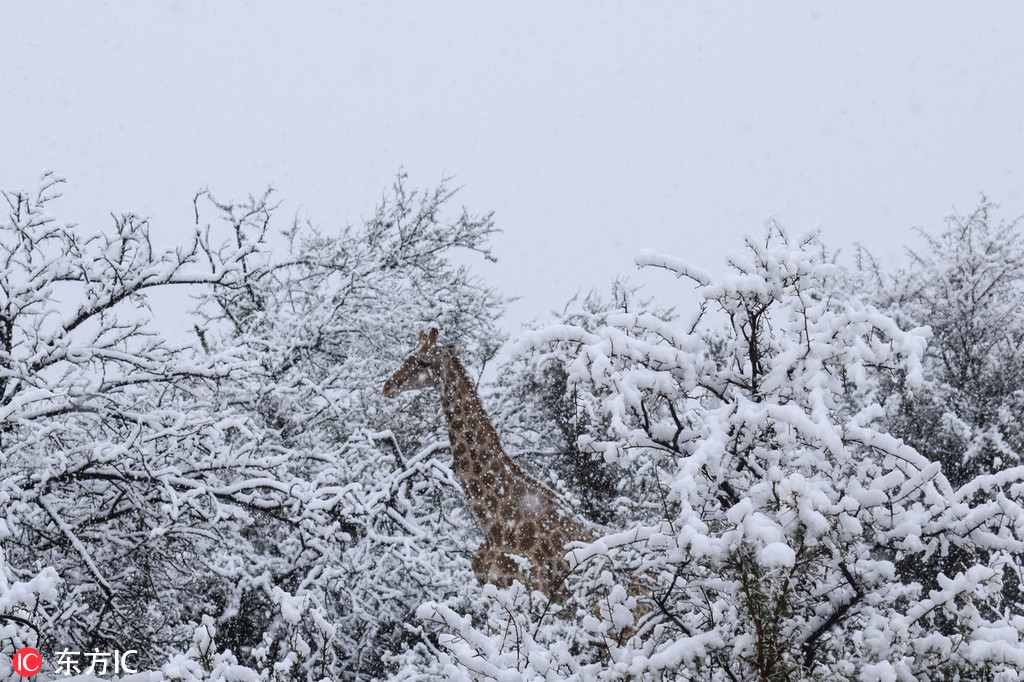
<box><xmin>635</xmin><ymin>248</ymin><xmax>713</xmax><ymax>285</ymax></box>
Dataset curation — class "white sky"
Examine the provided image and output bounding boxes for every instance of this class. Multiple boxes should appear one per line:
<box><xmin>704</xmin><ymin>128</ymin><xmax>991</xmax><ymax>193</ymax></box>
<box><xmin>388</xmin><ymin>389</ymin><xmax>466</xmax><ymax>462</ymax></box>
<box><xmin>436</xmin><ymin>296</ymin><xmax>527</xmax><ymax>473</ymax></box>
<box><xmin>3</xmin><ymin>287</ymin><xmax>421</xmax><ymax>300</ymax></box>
<box><xmin>4</xmin><ymin>2</ymin><xmax>1024</xmax><ymax>336</ymax></box>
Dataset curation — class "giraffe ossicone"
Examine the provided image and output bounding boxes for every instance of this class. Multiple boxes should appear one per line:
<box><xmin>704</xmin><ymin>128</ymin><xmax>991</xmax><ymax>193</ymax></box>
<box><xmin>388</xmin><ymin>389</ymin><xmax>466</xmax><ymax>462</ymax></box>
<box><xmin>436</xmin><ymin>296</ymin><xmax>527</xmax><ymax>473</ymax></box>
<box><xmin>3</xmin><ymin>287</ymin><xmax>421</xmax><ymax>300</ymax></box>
<box><xmin>383</xmin><ymin>328</ymin><xmax>597</xmax><ymax>599</ymax></box>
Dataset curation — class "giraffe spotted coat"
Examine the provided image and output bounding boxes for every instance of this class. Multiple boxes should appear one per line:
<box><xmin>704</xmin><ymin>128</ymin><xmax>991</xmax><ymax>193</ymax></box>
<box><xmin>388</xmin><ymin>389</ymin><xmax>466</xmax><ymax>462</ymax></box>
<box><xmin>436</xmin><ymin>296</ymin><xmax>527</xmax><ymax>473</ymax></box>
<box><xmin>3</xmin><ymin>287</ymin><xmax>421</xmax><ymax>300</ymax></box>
<box><xmin>384</xmin><ymin>329</ymin><xmax>596</xmax><ymax>598</ymax></box>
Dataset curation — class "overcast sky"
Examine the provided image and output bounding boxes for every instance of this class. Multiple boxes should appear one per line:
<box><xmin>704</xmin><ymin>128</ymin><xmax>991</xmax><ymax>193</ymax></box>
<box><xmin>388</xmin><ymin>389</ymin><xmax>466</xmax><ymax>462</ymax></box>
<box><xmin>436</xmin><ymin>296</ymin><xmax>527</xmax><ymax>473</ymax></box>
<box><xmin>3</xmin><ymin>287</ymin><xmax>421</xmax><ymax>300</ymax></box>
<box><xmin>4</xmin><ymin>2</ymin><xmax>1024</xmax><ymax>336</ymax></box>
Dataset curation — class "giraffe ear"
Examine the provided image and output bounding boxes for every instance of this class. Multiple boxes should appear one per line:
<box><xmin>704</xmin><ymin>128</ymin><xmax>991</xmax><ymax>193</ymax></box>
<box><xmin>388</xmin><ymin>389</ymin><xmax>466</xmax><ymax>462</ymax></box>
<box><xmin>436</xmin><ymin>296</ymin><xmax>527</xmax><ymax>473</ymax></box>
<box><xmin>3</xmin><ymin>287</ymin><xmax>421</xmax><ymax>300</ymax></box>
<box><xmin>418</xmin><ymin>328</ymin><xmax>439</xmax><ymax>350</ymax></box>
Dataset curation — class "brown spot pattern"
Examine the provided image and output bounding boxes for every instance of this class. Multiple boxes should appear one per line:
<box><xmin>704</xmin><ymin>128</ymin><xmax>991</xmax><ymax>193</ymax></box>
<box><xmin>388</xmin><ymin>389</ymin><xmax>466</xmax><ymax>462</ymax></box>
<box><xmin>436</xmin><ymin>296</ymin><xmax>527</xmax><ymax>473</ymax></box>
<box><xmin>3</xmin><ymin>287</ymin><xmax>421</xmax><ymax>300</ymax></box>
<box><xmin>385</xmin><ymin>330</ymin><xmax>597</xmax><ymax>599</ymax></box>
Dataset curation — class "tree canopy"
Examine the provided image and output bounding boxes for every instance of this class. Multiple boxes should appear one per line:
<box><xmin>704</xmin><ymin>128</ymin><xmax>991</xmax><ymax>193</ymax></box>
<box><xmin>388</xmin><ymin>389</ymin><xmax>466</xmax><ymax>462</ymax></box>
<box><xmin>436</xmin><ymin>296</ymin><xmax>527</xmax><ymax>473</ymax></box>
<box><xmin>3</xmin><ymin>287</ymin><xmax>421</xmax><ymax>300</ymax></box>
<box><xmin>1</xmin><ymin>180</ymin><xmax>1021</xmax><ymax>681</ymax></box>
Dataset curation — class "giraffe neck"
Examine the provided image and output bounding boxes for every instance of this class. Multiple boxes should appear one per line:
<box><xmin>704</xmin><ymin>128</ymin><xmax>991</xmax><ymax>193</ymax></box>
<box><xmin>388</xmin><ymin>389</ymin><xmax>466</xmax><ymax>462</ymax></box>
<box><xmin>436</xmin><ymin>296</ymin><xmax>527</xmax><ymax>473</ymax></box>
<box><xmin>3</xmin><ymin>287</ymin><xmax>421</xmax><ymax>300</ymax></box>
<box><xmin>435</xmin><ymin>354</ymin><xmax>518</xmax><ymax>522</ymax></box>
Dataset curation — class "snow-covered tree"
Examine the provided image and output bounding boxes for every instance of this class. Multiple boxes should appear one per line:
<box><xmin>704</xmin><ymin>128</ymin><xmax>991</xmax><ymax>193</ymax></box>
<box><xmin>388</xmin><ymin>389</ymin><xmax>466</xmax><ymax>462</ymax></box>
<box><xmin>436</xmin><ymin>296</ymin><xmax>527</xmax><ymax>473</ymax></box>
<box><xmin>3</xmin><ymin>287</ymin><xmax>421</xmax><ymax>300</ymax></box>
<box><xmin>857</xmin><ymin>198</ymin><xmax>1024</xmax><ymax>645</ymax></box>
<box><xmin>0</xmin><ymin>173</ymin><xmax>507</xmax><ymax>680</ymax></box>
<box><xmin>416</xmin><ymin>225</ymin><xmax>1024</xmax><ymax>680</ymax></box>
<box><xmin>0</xmin><ymin>174</ymin><xmax>274</xmax><ymax>668</ymax></box>
<box><xmin>187</xmin><ymin>173</ymin><xmax>507</xmax><ymax>679</ymax></box>
<box><xmin>860</xmin><ymin>199</ymin><xmax>1024</xmax><ymax>486</ymax></box>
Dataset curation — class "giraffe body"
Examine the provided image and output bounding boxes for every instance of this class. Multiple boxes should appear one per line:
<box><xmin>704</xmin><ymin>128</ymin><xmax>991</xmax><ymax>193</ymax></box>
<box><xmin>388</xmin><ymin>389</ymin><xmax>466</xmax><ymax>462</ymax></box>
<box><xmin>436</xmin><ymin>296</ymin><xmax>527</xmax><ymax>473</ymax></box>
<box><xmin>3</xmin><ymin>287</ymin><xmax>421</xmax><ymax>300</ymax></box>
<box><xmin>384</xmin><ymin>329</ymin><xmax>596</xmax><ymax>598</ymax></box>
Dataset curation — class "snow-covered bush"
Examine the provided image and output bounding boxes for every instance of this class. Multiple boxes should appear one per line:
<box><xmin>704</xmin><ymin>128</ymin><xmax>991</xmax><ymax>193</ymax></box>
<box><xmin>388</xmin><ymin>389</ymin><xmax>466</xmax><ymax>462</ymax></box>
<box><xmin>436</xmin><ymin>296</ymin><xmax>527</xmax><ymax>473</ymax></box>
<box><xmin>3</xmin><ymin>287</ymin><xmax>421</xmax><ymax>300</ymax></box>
<box><xmin>190</xmin><ymin>174</ymin><xmax>506</xmax><ymax>678</ymax></box>
<box><xmin>417</xmin><ymin>225</ymin><xmax>1024</xmax><ymax>680</ymax></box>
<box><xmin>0</xmin><ymin>174</ymin><xmax>269</xmax><ymax>668</ymax></box>
<box><xmin>0</xmin><ymin>173</ymin><xmax>504</xmax><ymax>679</ymax></box>
<box><xmin>489</xmin><ymin>282</ymin><xmax>655</xmax><ymax>528</ymax></box>
<box><xmin>856</xmin><ymin>199</ymin><xmax>1024</xmax><ymax>655</ymax></box>
<box><xmin>0</xmin><ymin>544</ymin><xmax>59</xmax><ymax>682</ymax></box>
<box><xmin>859</xmin><ymin>199</ymin><xmax>1024</xmax><ymax>487</ymax></box>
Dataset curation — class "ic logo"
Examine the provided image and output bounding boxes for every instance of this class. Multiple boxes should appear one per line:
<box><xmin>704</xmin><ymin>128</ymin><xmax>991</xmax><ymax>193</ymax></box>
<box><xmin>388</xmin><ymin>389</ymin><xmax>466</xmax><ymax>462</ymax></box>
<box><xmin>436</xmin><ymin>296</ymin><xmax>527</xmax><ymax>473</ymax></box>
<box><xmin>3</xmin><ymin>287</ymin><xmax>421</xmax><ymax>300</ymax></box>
<box><xmin>12</xmin><ymin>647</ymin><xmax>42</xmax><ymax>677</ymax></box>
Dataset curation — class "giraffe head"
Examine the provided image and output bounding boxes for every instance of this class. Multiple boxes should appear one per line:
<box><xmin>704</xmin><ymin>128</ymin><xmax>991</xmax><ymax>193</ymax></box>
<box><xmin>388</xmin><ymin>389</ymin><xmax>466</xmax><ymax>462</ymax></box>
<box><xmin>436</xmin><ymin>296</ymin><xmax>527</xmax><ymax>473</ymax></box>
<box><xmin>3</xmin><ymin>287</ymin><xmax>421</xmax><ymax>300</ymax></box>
<box><xmin>382</xmin><ymin>328</ymin><xmax>454</xmax><ymax>397</ymax></box>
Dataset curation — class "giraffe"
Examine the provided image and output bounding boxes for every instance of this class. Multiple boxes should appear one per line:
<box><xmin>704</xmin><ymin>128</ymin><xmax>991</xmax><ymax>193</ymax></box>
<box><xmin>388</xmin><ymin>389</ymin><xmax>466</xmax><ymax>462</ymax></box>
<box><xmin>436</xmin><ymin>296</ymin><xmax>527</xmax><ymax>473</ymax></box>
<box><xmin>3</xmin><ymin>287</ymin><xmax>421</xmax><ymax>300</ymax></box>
<box><xmin>383</xmin><ymin>328</ymin><xmax>597</xmax><ymax>599</ymax></box>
